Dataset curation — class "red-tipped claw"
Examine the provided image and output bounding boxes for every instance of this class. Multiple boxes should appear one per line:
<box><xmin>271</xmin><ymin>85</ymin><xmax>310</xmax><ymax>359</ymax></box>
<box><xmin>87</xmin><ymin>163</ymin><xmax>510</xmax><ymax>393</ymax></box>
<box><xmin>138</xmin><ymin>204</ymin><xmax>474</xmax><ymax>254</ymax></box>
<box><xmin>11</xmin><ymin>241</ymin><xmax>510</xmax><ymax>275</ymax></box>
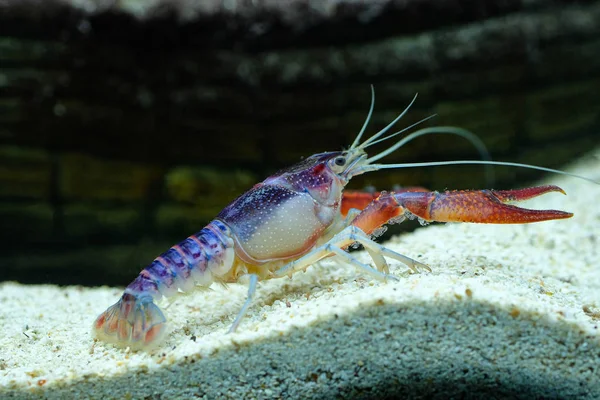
<box><xmin>396</xmin><ymin>185</ymin><xmax>573</xmax><ymax>224</ymax></box>
<box><xmin>350</xmin><ymin>185</ymin><xmax>573</xmax><ymax>235</ymax></box>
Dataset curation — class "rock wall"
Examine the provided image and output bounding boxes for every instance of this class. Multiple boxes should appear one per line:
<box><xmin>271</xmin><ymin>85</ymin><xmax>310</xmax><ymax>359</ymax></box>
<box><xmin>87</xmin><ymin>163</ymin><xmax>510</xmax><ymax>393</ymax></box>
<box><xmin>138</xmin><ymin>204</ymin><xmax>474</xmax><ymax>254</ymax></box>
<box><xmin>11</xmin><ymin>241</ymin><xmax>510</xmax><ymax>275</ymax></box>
<box><xmin>1</xmin><ymin>0</ymin><xmax>599</xmax><ymax>285</ymax></box>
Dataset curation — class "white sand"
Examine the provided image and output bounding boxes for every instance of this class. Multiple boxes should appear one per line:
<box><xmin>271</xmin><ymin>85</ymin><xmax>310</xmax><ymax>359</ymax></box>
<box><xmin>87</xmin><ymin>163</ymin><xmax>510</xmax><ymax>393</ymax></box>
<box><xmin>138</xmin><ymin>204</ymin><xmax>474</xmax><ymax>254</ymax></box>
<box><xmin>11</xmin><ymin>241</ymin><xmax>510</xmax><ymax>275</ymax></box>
<box><xmin>1</xmin><ymin>148</ymin><xmax>599</xmax><ymax>399</ymax></box>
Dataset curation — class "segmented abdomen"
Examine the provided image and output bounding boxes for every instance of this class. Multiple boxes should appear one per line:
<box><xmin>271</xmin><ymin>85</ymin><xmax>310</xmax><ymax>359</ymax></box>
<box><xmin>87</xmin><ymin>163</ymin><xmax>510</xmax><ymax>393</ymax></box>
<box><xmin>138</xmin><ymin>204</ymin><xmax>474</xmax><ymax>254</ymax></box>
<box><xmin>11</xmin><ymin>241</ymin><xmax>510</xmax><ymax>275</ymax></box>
<box><xmin>124</xmin><ymin>220</ymin><xmax>235</xmax><ymax>299</ymax></box>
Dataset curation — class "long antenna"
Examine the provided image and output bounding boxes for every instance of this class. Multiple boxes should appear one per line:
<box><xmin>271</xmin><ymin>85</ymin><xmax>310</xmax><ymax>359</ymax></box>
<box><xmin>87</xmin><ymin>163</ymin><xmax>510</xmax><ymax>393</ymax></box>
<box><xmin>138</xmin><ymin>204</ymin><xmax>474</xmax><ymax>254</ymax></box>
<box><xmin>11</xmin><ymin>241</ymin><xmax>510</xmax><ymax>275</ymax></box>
<box><xmin>350</xmin><ymin>85</ymin><xmax>376</xmax><ymax>150</ymax></box>
<box><xmin>365</xmin><ymin>160</ymin><xmax>600</xmax><ymax>185</ymax></box>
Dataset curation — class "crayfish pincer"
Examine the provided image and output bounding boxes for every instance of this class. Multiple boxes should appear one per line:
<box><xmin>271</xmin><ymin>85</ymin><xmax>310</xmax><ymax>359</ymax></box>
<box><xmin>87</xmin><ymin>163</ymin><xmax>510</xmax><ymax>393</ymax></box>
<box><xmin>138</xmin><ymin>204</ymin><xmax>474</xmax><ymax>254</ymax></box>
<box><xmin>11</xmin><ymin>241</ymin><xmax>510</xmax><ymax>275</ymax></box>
<box><xmin>94</xmin><ymin>88</ymin><xmax>579</xmax><ymax>350</ymax></box>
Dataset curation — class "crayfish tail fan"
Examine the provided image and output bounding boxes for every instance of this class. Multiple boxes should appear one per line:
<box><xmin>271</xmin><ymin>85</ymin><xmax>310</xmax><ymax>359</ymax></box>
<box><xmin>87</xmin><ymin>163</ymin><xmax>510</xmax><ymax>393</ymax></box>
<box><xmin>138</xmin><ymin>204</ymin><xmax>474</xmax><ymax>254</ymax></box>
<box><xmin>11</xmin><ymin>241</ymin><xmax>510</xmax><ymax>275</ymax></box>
<box><xmin>93</xmin><ymin>293</ymin><xmax>167</xmax><ymax>350</ymax></box>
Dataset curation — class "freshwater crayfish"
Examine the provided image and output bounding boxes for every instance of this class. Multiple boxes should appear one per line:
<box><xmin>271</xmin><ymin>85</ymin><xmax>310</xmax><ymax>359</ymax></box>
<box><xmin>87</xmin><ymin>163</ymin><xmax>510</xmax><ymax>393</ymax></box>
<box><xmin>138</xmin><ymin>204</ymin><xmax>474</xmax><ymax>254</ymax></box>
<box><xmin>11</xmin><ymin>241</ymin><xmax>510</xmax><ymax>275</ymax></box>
<box><xmin>94</xmin><ymin>88</ymin><xmax>584</xmax><ymax>350</ymax></box>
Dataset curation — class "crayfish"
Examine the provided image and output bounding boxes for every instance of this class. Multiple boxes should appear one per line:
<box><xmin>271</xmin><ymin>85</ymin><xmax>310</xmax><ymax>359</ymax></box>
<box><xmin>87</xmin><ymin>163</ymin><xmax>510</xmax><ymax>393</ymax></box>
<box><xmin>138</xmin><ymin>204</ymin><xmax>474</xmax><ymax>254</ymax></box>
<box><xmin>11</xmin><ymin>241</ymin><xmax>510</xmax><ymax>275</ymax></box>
<box><xmin>94</xmin><ymin>88</ymin><xmax>583</xmax><ymax>350</ymax></box>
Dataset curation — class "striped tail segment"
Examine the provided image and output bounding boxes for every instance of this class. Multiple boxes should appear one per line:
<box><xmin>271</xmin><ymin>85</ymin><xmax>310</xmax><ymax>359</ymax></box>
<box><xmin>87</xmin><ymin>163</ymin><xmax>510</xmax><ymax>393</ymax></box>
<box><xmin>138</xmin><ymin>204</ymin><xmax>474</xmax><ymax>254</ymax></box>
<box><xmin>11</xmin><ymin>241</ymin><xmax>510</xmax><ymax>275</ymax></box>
<box><xmin>93</xmin><ymin>220</ymin><xmax>235</xmax><ymax>349</ymax></box>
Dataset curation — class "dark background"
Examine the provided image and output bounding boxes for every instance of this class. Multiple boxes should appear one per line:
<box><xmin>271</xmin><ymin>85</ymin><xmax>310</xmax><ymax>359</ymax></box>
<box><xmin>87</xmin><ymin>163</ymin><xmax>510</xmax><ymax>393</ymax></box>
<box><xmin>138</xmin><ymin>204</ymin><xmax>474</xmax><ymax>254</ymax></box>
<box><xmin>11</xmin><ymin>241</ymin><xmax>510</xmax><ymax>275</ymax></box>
<box><xmin>1</xmin><ymin>0</ymin><xmax>599</xmax><ymax>286</ymax></box>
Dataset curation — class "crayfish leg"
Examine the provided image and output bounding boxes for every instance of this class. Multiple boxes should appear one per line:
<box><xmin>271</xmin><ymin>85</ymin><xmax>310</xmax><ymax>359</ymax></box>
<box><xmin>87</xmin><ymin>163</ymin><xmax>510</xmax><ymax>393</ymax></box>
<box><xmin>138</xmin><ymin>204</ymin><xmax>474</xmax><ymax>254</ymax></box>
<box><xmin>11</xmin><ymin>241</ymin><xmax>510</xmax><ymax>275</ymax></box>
<box><xmin>274</xmin><ymin>226</ymin><xmax>427</xmax><ymax>280</ymax></box>
<box><xmin>228</xmin><ymin>274</ymin><xmax>258</xmax><ymax>334</ymax></box>
<box><xmin>341</xmin><ymin>187</ymin><xmax>428</xmax><ymax>217</ymax></box>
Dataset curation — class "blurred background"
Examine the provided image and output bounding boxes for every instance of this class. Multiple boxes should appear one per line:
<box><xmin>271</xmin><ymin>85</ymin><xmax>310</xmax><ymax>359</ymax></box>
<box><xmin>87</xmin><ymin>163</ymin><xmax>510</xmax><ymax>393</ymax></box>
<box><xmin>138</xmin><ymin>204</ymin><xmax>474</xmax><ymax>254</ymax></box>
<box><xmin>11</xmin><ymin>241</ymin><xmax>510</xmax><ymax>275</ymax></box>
<box><xmin>1</xmin><ymin>0</ymin><xmax>599</xmax><ymax>286</ymax></box>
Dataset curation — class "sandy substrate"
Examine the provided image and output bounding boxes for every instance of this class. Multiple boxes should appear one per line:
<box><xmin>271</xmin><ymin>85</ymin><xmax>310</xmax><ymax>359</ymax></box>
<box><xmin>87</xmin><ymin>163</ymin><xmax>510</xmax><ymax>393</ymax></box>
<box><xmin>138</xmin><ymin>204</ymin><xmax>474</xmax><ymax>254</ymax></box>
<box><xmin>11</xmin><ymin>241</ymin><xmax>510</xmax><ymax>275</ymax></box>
<box><xmin>1</xmin><ymin>148</ymin><xmax>599</xmax><ymax>399</ymax></box>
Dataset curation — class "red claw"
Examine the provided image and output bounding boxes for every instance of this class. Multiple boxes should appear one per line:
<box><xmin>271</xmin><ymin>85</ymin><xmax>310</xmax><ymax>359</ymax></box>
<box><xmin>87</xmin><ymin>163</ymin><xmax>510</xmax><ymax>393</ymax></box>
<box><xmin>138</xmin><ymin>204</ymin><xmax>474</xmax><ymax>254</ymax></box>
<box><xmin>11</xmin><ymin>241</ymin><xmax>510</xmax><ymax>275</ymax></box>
<box><xmin>351</xmin><ymin>185</ymin><xmax>573</xmax><ymax>235</ymax></box>
<box><xmin>398</xmin><ymin>185</ymin><xmax>573</xmax><ymax>224</ymax></box>
<box><xmin>490</xmin><ymin>185</ymin><xmax>566</xmax><ymax>202</ymax></box>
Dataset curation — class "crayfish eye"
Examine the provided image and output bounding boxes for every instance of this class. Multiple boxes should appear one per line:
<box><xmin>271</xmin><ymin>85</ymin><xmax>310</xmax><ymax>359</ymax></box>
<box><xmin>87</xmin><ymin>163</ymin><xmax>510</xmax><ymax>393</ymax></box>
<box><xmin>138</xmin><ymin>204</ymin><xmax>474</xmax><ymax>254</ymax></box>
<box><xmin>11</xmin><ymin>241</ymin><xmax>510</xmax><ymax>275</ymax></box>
<box><xmin>334</xmin><ymin>156</ymin><xmax>346</xmax><ymax>166</ymax></box>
